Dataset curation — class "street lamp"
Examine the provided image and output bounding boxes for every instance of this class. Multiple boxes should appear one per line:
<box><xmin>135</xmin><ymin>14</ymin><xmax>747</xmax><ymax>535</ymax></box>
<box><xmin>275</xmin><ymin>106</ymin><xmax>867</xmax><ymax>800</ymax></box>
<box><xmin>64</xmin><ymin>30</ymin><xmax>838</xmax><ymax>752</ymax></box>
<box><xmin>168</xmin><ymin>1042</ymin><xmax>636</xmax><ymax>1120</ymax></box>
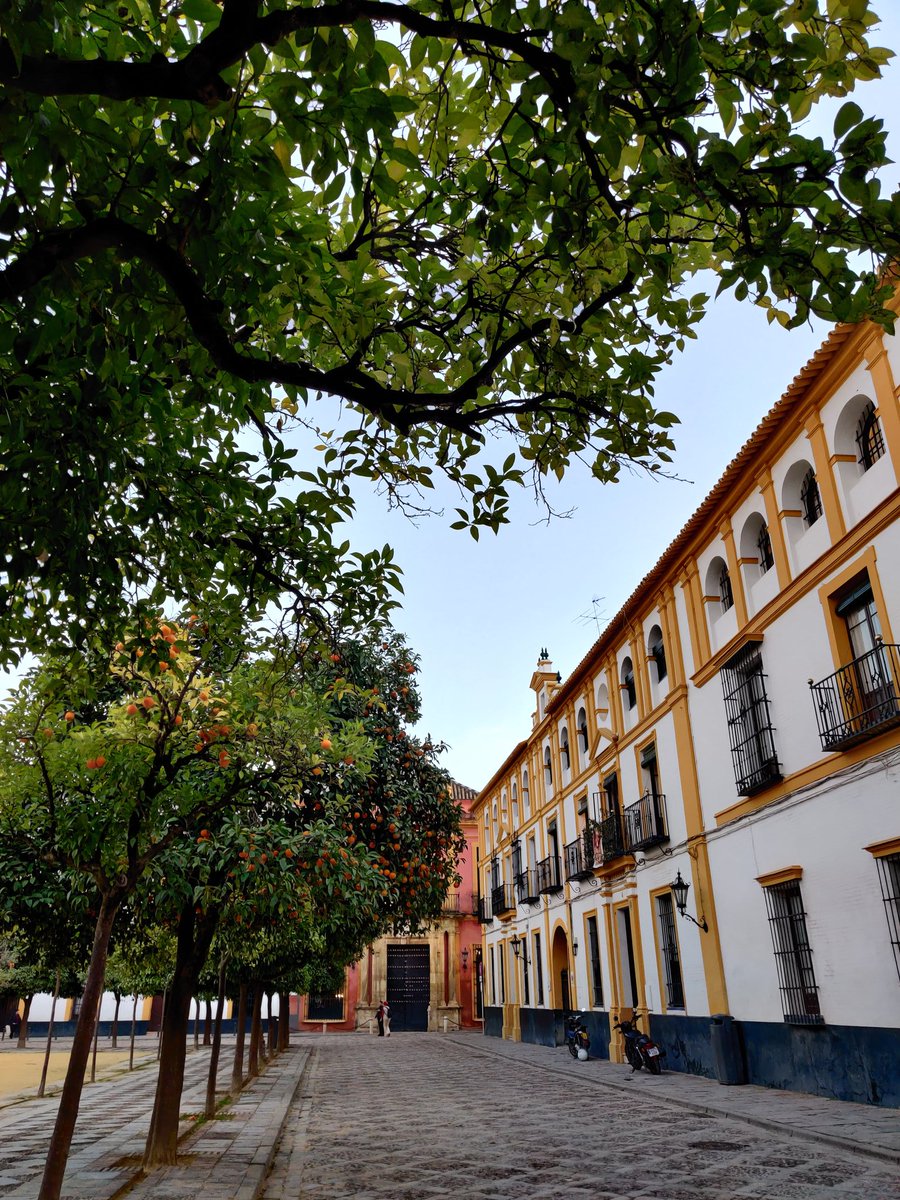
<box><xmin>461</xmin><ymin>947</ymin><xmax>469</xmax><ymax>971</ymax></box>
<box><xmin>510</xmin><ymin>934</ymin><xmax>528</xmax><ymax>963</ymax></box>
<box><xmin>671</xmin><ymin>870</ymin><xmax>708</xmax><ymax>932</ymax></box>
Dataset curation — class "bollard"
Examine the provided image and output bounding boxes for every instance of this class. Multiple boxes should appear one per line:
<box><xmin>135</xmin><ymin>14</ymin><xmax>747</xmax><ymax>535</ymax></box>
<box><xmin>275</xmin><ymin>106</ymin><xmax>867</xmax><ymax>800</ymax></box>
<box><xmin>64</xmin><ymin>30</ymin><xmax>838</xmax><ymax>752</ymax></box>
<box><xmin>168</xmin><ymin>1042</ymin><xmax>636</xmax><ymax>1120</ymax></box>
<box><xmin>443</xmin><ymin>1016</ymin><xmax>448</xmax><ymax>1033</ymax></box>
<box><xmin>368</xmin><ymin>1017</ymin><xmax>374</xmax><ymax>1035</ymax></box>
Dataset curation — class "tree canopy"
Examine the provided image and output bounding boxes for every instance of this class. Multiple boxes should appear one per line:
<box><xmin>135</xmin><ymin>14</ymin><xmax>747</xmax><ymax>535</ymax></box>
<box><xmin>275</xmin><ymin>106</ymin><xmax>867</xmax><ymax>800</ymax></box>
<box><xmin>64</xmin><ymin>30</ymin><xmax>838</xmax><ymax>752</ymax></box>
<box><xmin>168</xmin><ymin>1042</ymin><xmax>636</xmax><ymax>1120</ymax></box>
<box><xmin>2</xmin><ymin>0</ymin><xmax>899</xmax><ymax>656</ymax></box>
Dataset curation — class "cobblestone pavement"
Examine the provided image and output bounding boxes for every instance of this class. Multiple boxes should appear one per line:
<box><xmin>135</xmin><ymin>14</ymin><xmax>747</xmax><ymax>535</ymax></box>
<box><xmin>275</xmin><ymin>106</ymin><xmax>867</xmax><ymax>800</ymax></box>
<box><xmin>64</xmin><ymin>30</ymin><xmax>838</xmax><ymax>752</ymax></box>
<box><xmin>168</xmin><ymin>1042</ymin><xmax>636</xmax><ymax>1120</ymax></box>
<box><xmin>263</xmin><ymin>1033</ymin><xmax>900</xmax><ymax>1200</ymax></box>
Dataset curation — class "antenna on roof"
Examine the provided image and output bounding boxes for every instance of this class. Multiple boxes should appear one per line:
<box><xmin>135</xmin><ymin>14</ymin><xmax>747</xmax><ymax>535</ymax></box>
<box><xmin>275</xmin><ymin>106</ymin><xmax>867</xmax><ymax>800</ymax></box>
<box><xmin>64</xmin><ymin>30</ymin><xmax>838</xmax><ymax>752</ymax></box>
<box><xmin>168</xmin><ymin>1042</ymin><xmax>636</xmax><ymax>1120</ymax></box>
<box><xmin>575</xmin><ymin>596</ymin><xmax>606</xmax><ymax>636</ymax></box>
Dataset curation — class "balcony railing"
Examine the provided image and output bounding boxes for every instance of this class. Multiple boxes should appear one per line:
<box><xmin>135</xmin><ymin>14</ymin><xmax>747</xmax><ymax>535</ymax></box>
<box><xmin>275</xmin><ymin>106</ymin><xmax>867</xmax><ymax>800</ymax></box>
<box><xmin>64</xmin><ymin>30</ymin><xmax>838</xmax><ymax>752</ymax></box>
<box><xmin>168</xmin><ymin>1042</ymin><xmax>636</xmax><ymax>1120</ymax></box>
<box><xmin>597</xmin><ymin>810</ymin><xmax>626</xmax><ymax>862</ymax></box>
<box><xmin>477</xmin><ymin>895</ymin><xmax>493</xmax><ymax>924</ymax></box>
<box><xmin>441</xmin><ymin>891</ymin><xmax>476</xmax><ymax>915</ymax></box>
<box><xmin>564</xmin><ymin>828</ymin><xmax>596</xmax><ymax>880</ymax></box>
<box><xmin>623</xmin><ymin>792</ymin><xmax>669</xmax><ymax>852</ymax></box>
<box><xmin>809</xmin><ymin>642</ymin><xmax>900</xmax><ymax>751</ymax></box>
<box><xmin>515</xmin><ymin>868</ymin><xmax>541</xmax><ymax>904</ymax></box>
<box><xmin>491</xmin><ymin>882</ymin><xmax>516</xmax><ymax>916</ymax></box>
<box><xmin>535</xmin><ymin>853</ymin><xmax>563</xmax><ymax>894</ymax></box>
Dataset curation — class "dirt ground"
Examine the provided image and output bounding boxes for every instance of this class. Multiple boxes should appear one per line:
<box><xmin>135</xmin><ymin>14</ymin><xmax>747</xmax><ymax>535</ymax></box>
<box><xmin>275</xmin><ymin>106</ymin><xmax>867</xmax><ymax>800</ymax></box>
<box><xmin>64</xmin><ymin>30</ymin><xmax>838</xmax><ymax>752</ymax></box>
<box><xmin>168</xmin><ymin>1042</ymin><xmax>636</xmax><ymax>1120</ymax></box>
<box><xmin>0</xmin><ymin>1050</ymin><xmax>133</xmax><ymax>1099</ymax></box>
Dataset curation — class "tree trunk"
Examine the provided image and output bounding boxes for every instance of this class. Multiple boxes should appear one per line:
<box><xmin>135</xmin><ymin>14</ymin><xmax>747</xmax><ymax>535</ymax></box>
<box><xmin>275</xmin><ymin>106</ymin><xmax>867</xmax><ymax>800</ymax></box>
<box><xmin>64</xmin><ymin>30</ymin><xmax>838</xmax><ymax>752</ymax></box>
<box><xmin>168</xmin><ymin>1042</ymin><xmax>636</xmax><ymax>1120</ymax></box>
<box><xmin>230</xmin><ymin>981</ymin><xmax>248</xmax><ymax>1094</ymax></box>
<box><xmin>278</xmin><ymin>991</ymin><xmax>290</xmax><ymax>1050</ymax></box>
<box><xmin>156</xmin><ymin>989</ymin><xmax>166</xmax><ymax>1061</ymax></box>
<box><xmin>142</xmin><ymin>904</ymin><xmax>217</xmax><ymax>1168</ymax></box>
<box><xmin>204</xmin><ymin>956</ymin><xmax>227</xmax><ymax>1120</ymax></box>
<box><xmin>111</xmin><ymin>992</ymin><xmax>121</xmax><ymax>1049</ymax></box>
<box><xmin>89</xmin><ymin>998</ymin><xmax>101</xmax><ymax>1083</ymax></box>
<box><xmin>203</xmin><ymin>998</ymin><xmax>212</xmax><ymax>1046</ymax></box>
<box><xmin>193</xmin><ymin>998</ymin><xmax>200</xmax><ymax>1051</ymax></box>
<box><xmin>267</xmin><ymin>992</ymin><xmax>276</xmax><ymax>1057</ymax></box>
<box><xmin>247</xmin><ymin>986</ymin><xmax>264</xmax><ymax>1078</ymax></box>
<box><xmin>129</xmin><ymin>993</ymin><xmax>138</xmax><ymax>1070</ymax></box>
<box><xmin>17</xmin><ymin>994</ymin><xmax>32</xmax><ymax>1047</ymax></box>
<box><xmin>39</xmin><ymin>894</ymin><xmax>119</xmax><ymax>1200</ymax></box>
<box><xmin>38</xmin><ymin>970</ymin><xmax>61</xmax><ymax>1098</ymax></box>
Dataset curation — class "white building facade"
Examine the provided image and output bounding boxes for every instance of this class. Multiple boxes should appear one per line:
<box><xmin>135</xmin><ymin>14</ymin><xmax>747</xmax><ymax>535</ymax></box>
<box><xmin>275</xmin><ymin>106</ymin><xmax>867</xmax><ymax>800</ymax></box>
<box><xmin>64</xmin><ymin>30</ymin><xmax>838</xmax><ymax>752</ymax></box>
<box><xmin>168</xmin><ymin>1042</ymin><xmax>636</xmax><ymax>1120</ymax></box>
<box><xmin>473</xmin><ymin>309</ymin><xmax>900</xmax><ymax>1105</ymax></box>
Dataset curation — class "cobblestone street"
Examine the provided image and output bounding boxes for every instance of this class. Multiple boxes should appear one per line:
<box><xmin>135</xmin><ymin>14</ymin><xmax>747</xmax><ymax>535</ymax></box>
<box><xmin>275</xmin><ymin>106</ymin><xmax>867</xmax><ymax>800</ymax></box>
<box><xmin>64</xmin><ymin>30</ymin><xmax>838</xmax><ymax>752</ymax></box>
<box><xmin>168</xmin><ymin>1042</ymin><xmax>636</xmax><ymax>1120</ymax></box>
<box><xmin>264</xmin><ymin>1034</ymin><xmax>900</xmax><ymax>1200</ymax></box>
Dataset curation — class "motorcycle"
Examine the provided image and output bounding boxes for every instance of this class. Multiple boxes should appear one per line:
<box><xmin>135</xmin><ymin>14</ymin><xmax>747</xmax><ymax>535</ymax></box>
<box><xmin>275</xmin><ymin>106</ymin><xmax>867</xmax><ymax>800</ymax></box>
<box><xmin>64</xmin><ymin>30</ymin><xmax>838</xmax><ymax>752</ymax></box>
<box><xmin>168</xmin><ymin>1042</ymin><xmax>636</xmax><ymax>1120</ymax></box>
<box><xmin>565</xmin><ymin>1011</ymin><xmax>590</xmax><ymax>1060</ymax></box>
<box><xmin>614</xmin><ymin>1013</ymin><xmax>664</xmax><ymax>1074</ymax></box>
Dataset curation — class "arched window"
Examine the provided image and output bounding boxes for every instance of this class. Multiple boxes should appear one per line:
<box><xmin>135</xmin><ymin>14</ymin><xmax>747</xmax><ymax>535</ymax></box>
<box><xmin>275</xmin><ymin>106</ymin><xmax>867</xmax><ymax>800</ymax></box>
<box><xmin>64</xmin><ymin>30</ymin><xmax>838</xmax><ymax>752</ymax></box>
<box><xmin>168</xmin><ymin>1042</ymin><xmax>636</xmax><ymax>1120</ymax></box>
<box><xmin>577</xmin><ymin>706</ymin><xmax>589</xmax><ymax>755</ymax></box>
<box><xmin>522</xmin><ymin>769</ymin><xmax>530</xmax><ymax>811</ymax></box>
<box><xmin>648</xmin><ymin>625</ymin><xmax>667</xmax><ymax>682</ymax></box>
<box><xmin>621</xmin><ymin>657</ymin><xmax>636</xmax><ymax>710</ymax></box>
<box><xmin>800</xmin><ymin>468</ymin><xmax>822</xmax><ymax>526</ymax></box>
<box><xmin>560</xmin><ymin>727</ymin><xmax>570</xmax><ymax>771</ymax></box>
<box><xmin>856</xmin><ymin>401</ymin><xmax>885</xmax><ymax>470</ymax></box>
<box><xmin>719</xmin><ymin>564</ymin><xmax>734</xmax><ymax>611</ymax></box>
<box><xmin>757</xmin><ymin>522</ymin><xmax>774</xmax><ymax>573</ymax></box>
<box><xmin>544</xmin><ymin>746</ymin><xmax>553</xmax><ymax>786</ymax></box>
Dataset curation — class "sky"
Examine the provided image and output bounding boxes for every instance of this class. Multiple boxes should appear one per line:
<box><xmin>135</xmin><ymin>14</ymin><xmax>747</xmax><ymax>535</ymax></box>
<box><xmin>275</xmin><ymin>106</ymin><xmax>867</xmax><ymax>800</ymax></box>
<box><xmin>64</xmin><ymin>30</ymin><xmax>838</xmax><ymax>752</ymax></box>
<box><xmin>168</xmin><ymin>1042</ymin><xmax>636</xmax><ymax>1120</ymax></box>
<box><xmin>322</xmin><ymin>8</ymin><xmax>900</xmax><ymax>793</ymax></box>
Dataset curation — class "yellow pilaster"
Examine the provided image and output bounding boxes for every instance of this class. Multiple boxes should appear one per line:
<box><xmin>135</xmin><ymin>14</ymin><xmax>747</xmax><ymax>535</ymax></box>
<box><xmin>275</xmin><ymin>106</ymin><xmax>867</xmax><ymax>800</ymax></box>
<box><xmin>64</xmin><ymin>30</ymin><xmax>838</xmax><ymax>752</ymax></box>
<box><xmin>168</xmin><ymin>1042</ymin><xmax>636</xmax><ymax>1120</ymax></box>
<box><xmin>805</xmin><ymin>411</ymin><xmax>846</xmax><ymax>543</ymax></box>
<box><xmin>757</xmin><ymin>468</ymin><xmax>792</xmax><ymax>590</ymax></box>
<box><xmin>864</xmin><ymin>333</ymin><xmax>900</xmax><ymax>485</ymax></box>
<box><xmin>720</xmin><ymin>519</ymin><xmax>748</xmax><ymax>627</ymax></box>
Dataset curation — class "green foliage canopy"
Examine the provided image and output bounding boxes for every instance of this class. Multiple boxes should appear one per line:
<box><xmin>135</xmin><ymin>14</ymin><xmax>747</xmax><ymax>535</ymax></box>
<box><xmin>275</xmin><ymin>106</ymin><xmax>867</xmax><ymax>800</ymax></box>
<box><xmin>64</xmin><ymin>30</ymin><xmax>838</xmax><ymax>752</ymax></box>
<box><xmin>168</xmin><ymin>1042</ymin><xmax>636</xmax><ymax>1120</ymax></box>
<box><xmin>2</xmin><ymin>1</ymin><xmax>899</xmax><ymax>656</ymax></box>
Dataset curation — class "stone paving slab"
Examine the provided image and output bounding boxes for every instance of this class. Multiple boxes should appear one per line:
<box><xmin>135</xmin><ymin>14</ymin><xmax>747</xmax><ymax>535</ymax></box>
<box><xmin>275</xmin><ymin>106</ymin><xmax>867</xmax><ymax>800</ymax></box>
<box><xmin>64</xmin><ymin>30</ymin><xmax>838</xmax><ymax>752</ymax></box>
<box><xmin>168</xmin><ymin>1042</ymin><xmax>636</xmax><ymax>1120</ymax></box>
<box><xmin>446</xmin><ymin>1034</ymin><xmax>900</xmax><ymax>1165</ymax></box>
<box><xmin>264</xmin><ymin>1032</ymin><xmax>900</xmax><ymax>1200</ymax></box>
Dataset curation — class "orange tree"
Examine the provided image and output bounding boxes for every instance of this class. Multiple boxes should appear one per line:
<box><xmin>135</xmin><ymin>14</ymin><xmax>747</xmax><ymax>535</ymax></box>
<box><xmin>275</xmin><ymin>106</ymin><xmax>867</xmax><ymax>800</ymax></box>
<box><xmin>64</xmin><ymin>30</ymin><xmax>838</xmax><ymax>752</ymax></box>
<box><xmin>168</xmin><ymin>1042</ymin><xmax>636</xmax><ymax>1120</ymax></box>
<box><xmin>0</xmin><ymin>615</ymin><xmax>360</xmax><ymax>1200</ymax></box>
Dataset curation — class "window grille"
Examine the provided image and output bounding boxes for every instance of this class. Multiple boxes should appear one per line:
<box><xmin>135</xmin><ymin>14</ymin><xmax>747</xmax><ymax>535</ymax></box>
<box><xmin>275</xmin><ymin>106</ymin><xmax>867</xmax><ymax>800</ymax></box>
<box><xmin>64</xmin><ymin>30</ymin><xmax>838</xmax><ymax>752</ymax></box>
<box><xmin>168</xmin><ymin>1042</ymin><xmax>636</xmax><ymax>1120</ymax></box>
<box><xmin>656</xmin><ymin>893</ymin><xmax>685</xmax><ymax>1009</ymax></box>
<box><xmin>307</xmin><ymin>991</ymin><xmax>344</xmax><ymax>1021</ymax></box>
<box><xmin>587</xmin><ymin>915</ymin><xmax>604</xmax><ymax>1007</ymax></box>
<box><xmin>762</xmin><ymin>880</ymin><xmax>823</xmax><ymax>1024</ymax></box>
<box><xmin>511</xmin><ymin>838</ymin><xmax>522</xmax><ymax>880</ymax></box>
<box><xmin>800</xmin><ymin>468</ymin><xmax>822</xmax><ymax>526</ymax></box>
<box><xmin>856</xmin><ymin>402</ymin><xmax>885</xmax><ymax>470</ymax></box>
<box><xmin>757</xmin><ymin>522</ymin><xmax>774</xmax><ymax>573</ymax></box>
<box><xmin>874</xmin><ymin>852</ymin><xmax>900</xmax><ymax>983</ymax></box>
<box><xmin>720</xmin><ymin>642</ymin><xmax>781</xmax><ymax>795</ymax></box>
<box><xmin>719</xmin><ymin>564</ymin><xmax>734</xmax><ymax>611</ymax></box>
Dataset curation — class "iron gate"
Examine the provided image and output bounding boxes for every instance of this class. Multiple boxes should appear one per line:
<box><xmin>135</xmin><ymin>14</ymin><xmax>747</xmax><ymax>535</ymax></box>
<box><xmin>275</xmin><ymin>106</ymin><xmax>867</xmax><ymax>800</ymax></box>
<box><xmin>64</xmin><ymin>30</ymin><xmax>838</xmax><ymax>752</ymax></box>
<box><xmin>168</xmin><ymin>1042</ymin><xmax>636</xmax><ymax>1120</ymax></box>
<box><xmin>386</xmin><ymin>944</ymin><xmax>430</xmax><ymax>1031</ymax></box>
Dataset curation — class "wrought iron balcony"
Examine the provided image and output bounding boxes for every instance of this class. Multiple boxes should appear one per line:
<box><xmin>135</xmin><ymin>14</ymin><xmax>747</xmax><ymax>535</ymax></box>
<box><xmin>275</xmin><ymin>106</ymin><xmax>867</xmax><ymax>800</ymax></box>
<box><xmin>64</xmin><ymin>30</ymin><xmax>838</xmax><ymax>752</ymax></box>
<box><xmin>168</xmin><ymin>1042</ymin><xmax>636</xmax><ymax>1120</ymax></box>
<box><xmin>491</xmin><ymin>882</ymin><xmax>516</xmax><ymax>916</ymax></box>
<box><xmin>535</xmin><ymin>853</ymin><xmax>563</xmax><ymax>894</ymax></box>
<box><xmin>623</xmin><ymin>792</ymin><xmax>669</xmax><ymax>853</ymax></box>
<box><xmin>477</xmin><ymin>895</ymin><xmax>493</xmax><ymax>924</ymax></box>
<box><xmin>564</xmin><ymin>827</ymin><xmax>596</xmax><ymax>880</ymax></box>
<box><xmin>515</xmin><ymin>868</ymin><xmax>540</xmax><ymax>904</ymax></box>
<box><xmin>597</xmin><ymin>810</ymin><xmax>626</xmax><ymax>862</ymax></box>
<box><xmin>809</xmin><ymin>642</ymin><xmax>900</xmax><ymax>751</ymax></box>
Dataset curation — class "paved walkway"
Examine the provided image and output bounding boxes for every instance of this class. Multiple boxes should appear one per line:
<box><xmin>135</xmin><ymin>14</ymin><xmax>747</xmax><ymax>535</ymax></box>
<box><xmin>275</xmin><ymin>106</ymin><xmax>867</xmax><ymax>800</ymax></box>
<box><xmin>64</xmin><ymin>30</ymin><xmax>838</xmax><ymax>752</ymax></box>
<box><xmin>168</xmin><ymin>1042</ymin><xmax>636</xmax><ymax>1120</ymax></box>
<box><xmin>0</xmin><ymin>1031</ymin><xmax>898</xmax><ymax>1199</ymax></box>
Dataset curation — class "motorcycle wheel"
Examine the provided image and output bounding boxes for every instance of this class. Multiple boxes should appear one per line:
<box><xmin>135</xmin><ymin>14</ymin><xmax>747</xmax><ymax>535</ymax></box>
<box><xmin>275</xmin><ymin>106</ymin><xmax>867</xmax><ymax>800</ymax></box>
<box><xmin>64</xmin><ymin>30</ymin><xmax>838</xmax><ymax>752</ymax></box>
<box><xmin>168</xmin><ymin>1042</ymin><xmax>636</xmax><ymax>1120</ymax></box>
<box><xmin>646</xmin><ymin>1055</ymin><xmax>662</xmax><ymax>1075</ymax></box>
<box><xmin>626</xmin><ymin>1046</ymin><xmax>643</xmax><ymax>1071</ymax></box>
<box><xmin>568</xmin><ymin>1040</ymin><xmax>578</xmax><ymax>1058</ymax></box>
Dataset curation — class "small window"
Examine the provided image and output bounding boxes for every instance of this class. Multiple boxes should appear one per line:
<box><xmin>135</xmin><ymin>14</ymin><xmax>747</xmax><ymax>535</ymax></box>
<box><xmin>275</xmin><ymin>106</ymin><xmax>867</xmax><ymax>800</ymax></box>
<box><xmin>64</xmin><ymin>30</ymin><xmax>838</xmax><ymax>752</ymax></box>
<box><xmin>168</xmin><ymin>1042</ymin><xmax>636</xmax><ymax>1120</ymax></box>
<box><xmin>856</xmin><ymin>402</ymin><xmax>885</xmax><ymax>471</ymax></box>
<box><xmin>534</xmin><ymin>932</ymin><xmax>544</xmax><ymax>1005</ymax></box>
<box><xmin>762</xmin><ymin>879</ymin><xmax>823</xmax><ymax>1024</ymax></box>
<box><xmin>522</xmin><ymin>769</ymin><xmax>530</xmax><ymax>812</ymax></box>
<box><xmin>757</xmin><ymin>522</ymin><xmax>774</xmax><ymax>574</ymax></box>
<box><xmin>800</xmin><ymin>468</ymin><xmax>822</xmax><ymax>527</ymax></box>
<box><xmin>874</xmin><ymin>852</ymin><xmax>900</xmax><ymax>983</ymax></box>
<box><xmin>719</xmin><ymin>564</ymin><xmax>734</xmax><ymax>612</ymax></box>
<box><xmin>621</xmin><ymin>657</ymin><xmax>636</xmax><ymax>710</ymax></box>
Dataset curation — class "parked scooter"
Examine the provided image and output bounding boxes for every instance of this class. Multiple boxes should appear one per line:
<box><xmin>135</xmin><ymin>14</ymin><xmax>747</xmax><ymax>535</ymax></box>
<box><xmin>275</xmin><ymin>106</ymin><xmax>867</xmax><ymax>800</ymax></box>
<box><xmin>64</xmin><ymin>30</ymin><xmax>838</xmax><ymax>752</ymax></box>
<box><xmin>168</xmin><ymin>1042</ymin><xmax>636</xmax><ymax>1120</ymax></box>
<box><xmin>614</xmin><ymin>1013</ymin><xmax>664</xmax><ymax>1074</ymax></box>
<box><xmin>565</xmin><ymin>1012</ymin><xmax>590</xmax><ymax>1060</ymax></box>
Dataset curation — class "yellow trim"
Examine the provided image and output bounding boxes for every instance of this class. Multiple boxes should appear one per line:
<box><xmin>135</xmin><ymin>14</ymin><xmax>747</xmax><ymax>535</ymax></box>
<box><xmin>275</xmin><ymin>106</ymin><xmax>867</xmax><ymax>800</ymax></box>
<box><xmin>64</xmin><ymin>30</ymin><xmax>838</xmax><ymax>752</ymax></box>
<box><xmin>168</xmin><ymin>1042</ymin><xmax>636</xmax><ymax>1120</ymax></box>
<box><xmin>756</xmin><ymin>866</ymin><xmax>803</xmax><ymax>887</ymax></box>
<box><xmin>758</xmin><ymin>469</ymin><xmax>793</xmax><ymax>591</ymax></box>
<box><xmin>778</xmin><ymin>508</ymin><xmax>803</xmax><ymax>520</ymax></box>
<box><xmin>829</xmin><ymin>454</ymin><xmax>858</xmax><ymax>466</ymax></box>
<box><xmin>805</xmin><ymin>411</ymin><xmax>847</xmax><ymax>543</ymax></box>
<box><xmin>141</xmin><ymin>996</ymin><xmax>154</xmax><ymax>1021</ymax></box>
<box><xmin>660</xmin><ymin>586</ymin><xmax>684</xmax><ymax>689</ymax></box>
<box><xmin>817</xmin><ymin>545</ymin><xmax>896</xmax><ymax>673</ymax></box>
<box><xmin>721</xmin><ymin>521</ymin><xmax>748</xmax><ymax>628</ymax></box>
<box><xmin>863</xmin><ymin>333</ymin><xmax>900</xmax><ymax>486</ymax></box>
<box><xmin>865</xmin><ymin>836</ymin><xmax>900</xmax><ymax>859</ymax></box>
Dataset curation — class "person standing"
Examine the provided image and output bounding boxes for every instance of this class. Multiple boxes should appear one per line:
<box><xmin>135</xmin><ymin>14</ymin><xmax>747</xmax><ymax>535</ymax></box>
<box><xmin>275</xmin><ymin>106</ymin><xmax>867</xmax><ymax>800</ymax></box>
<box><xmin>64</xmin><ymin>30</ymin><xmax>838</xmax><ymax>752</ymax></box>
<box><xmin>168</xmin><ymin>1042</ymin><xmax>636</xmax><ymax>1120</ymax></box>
<box><xmin>376</xmin><ymin>999</ymin><xmax>390</xmax><ymax>1037</ymax></box>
